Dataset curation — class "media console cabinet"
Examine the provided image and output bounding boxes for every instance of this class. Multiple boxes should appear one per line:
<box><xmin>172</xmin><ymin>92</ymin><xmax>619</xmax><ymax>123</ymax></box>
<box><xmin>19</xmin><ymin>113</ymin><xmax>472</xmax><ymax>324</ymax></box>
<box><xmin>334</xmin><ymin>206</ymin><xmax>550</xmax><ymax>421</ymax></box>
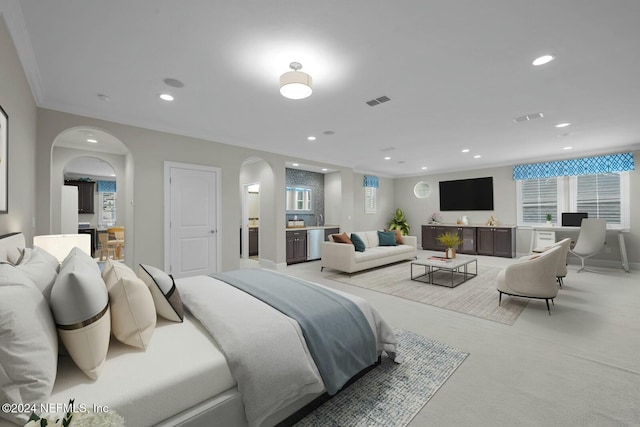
<box><xmin>422</xmin><ymin>224</ymin><xmax>516</xmax><ymax>258</ymax></box>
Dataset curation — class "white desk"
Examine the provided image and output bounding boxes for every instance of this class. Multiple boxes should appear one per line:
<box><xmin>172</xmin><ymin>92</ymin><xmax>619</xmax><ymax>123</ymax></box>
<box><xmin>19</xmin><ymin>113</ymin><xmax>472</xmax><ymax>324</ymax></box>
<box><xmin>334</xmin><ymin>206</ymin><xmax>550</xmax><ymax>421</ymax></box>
<box><xmin>529</xmin><ymin>226</ymin><xmax>630</xmax><ymax>273</ymax></box>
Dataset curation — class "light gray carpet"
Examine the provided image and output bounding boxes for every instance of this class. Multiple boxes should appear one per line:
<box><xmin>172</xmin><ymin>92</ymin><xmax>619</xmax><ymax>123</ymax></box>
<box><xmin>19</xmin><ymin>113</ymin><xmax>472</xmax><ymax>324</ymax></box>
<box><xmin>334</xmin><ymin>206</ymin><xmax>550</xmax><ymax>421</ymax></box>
<box><xmin>295</xmin><ymin>328</ymin><xmax>468</xmax><ymax>427</ymax></box>
<box><xmin>329</xmin><ymin>262</ymin><xmax>527</xmax><ymax>325</ymax></box>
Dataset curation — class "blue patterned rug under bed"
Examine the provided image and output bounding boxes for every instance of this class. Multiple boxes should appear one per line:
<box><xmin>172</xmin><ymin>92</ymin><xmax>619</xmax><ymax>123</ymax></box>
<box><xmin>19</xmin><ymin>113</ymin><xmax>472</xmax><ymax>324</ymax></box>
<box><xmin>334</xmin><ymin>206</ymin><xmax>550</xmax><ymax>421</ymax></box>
<box><xmin>295</xmin><ymin>328</ymin><xmax>469</xmax><ymax>426</ymax></box>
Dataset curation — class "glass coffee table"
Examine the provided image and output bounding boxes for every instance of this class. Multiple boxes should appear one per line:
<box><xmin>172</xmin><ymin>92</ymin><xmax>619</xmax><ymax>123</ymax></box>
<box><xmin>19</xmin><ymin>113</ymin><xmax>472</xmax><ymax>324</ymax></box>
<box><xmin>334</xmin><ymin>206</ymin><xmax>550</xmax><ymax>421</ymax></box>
<box><xmin>411</xmin><ymin>254</ymin><xmax>478</xmax><ymax>288</ymax></box>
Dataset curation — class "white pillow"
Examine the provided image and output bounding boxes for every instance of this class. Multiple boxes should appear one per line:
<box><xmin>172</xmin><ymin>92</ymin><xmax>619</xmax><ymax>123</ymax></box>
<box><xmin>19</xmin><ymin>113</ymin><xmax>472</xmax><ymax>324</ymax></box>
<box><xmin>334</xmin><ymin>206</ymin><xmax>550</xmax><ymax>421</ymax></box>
<box><xmin>16</xmin><ymin>247</ymin><xmax>59</xmax><ymax>300</ymax></box>
<box><xmin>0</xmin><ymin>264</ymin><xmax>58</xmax><ymax>425</ymax></box>
<box><xmin>50</xmin><ymin>248</ymin><xmax>110</xmax><ymax>379</ymax></box>
<box><xmin>102</xmin><ymin>259</ymin><xmax>156</xmax><ymax>349</ymax></box>
<box><xmin>138</xmin><ymin>264</ymin><xmax>184</xmax><ymax>322</ymax></box>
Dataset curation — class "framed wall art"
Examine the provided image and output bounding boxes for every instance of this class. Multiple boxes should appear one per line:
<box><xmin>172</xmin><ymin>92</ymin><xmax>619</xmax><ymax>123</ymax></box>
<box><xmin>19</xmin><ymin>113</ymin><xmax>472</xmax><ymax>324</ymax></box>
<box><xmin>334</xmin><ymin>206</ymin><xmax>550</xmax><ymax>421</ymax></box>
<box><xmin>0</xmin><ymin>105</ymin><xmax>7</xmax><ymax>213</ymax></box>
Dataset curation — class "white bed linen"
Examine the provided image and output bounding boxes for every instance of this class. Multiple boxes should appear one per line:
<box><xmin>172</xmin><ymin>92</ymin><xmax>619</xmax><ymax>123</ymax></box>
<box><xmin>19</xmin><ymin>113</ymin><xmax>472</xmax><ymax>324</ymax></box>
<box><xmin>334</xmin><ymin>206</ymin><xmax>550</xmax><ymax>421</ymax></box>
<box><xmin>5</xmin><ymin>315</ymin><xmax>236</xmax><ymax>427</ymax></box>
<box><xmin>177</xmin><ymin>273</ymin><xmax>398</xmax><ymax>427</ymax></box>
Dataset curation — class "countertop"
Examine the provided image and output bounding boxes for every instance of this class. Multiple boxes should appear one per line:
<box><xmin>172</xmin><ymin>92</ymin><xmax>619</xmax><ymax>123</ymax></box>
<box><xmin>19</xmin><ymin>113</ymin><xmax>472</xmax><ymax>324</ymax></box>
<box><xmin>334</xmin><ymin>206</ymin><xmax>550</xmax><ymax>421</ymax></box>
<box><xmin>285</xmin><ymin>225</ymin><xmax>340</xmax><ymax>231</ymax></box>
<box><xmin>425</xmin><ymin>223</ymin><xmax>517</xmax><ymax>228</ymax></box>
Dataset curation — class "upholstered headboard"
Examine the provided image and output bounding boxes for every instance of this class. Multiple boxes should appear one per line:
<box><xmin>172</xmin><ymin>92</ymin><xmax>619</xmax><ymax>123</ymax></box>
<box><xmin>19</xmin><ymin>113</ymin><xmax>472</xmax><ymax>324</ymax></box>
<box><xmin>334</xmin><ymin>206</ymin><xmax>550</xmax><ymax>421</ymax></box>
<box><xmin>0</xmin><ymin>232</ymin><xmax>25</xmax><ymax>263</ymax></box>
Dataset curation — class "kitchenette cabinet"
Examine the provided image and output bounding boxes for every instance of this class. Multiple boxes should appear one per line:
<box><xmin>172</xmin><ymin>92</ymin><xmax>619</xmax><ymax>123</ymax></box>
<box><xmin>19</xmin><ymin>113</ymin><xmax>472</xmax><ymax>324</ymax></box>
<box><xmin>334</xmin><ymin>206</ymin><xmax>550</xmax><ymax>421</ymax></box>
<box><xmin>476</xmin><ymin>226</ymin><xmax>515</xmax><ymax>258</ymax></box>
<box><xmin>286</xmin><ymin>230</ymin><xmax>307</xmax><ymax>264</ymax></box>
<box><xmin>422</xmin><ymin>224</ymin><xmax>515</xmax><ymax>258</ymax></box>
<box><xmin>64</xmin><ymin>180</ymin><xmax>95</xmax><ymax>214</ymax></box>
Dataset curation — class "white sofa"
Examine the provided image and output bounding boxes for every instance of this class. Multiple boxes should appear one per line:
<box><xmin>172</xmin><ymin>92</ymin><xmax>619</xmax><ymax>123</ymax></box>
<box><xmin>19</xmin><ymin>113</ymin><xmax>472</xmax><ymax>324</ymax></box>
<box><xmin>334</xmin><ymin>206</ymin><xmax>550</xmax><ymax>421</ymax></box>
<box><xmin>321</xmin><ymin>231</ymin><xmax>417</xmax><ymax>274</ymax></box>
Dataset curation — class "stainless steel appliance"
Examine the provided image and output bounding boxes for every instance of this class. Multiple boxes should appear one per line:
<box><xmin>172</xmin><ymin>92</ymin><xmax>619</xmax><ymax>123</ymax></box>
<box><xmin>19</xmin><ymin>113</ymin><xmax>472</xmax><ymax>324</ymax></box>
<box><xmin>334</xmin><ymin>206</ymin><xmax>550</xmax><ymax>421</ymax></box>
<box><xmin>306</xmin><ymin>229</ymin><xmax>324</xmax><ymax>261</ymax></box>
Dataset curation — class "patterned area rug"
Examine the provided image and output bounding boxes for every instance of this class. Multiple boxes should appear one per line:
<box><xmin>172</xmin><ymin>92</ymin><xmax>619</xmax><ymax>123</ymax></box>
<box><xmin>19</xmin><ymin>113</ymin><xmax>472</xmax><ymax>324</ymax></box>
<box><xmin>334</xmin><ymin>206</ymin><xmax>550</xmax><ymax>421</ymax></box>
<box><xmin>295</xmin><ymin>328</ymin><xmax>468</xmax><ymax>427</ymax></box>
<box><xmin>329</xmin><ymin>262</ymin><xmax>527</xmax><ymax>325</ymax></box>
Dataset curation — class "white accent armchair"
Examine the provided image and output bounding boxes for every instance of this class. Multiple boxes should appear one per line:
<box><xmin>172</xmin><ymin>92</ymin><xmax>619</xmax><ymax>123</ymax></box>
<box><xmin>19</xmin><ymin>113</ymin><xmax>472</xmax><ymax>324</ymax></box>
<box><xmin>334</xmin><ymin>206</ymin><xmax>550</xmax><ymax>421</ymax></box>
<box><xmin>569</xmin><ymin>218</ymin><xmax>606</xmax><ymax>273</ymax></box>
<box><xmin>497</xmin><ymin>245</ymin><xmax>563</xmax><ymax>315</ymax></box>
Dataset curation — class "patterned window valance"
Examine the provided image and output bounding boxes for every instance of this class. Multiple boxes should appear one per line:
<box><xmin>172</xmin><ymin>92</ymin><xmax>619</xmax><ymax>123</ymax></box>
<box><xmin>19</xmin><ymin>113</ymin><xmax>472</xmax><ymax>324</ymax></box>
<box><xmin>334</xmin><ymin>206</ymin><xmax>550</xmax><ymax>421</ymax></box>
<box><xmin>97</xmin><ymin>180</ymin><xmax>116</xmax><ymax>192</ymax></box>
<box><xmin>363</xmin><ymin>175</ymin><xmax>379</xmax><ymax>188</ymax></box>
<box><xmin>513</xmin><ymin>152</ymin><xmax>635</xmax><ymax>181</ymax></box>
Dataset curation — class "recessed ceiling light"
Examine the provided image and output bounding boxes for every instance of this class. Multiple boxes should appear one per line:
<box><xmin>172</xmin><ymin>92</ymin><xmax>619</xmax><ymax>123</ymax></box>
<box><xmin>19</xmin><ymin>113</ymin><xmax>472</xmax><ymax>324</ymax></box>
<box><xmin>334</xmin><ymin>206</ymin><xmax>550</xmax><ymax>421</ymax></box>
<box><xmin>461</xmin><ymin>149</ymin><xmax>470</xmax><ymax>153</ymax></box>
<box><xmin>421</xmin><ymin>166</ymin><xmax>428</xmax><ymax>170</ymax></box>
<box><xmin>159</xmin><ymin>93</ymin><xmax>174</xmax><ymax>101</ymax></box>
<box><xmin>473</xmin><ymin>155</ymin><xmax>482</xmax><ymax>159</ymax></box>
<box><xmin>87</xmin><ymin>138</ymin><xmax>98</xmax><ymax>143</ymax></box>
<box><xmin>307</xmin><ymin>136</ymin><xmax>316</xmax><ymax>141</ymax></box>
<box><xmin>563</xmin><ymin>146</ymin><xmax>573</xmax><ymax>150</ymax></box>
<box><xmin>384</xmin><ymin>156</ymin><xmax>391</xmax><ymax>160</ymax></box>
<box><xmin>321</xmin><ymin>168</ymin><xmax>328</xmax><ymax>172</ymax></box>
<box><xmin>292</xmin><ymin>163</ymin><xmax>299</xmax><ymax>167</ymax></box>
<box><xmin>555</xmin><ymin>122</ymin><xmax>571</xmax><ymax>128</ymax></box>
<box><xmin>110</xmin><ymin>173</ymin><xmax>116</xmax><ymax>177</ymax></box>
<box><xmin>532</xmin><ymin>54</ymin><xmax>556</xmax><ymax>66</ymax></box>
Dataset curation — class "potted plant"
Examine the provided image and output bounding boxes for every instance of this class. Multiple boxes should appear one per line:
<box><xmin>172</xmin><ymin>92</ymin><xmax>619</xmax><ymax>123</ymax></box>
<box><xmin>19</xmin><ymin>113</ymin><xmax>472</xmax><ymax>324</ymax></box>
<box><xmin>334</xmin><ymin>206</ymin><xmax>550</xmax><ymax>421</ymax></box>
<box><xmin>389</xmin><ymin>208</ymin><xmax>410</xmax><ymax>235</ymax></box>
<box><xmin>437</xmin><ymin>231</ymin><xmax>463</xmax><ymax>258</ymax></box>
<box><xmin>546</xmin><ymin>213</ymin><xmax>552</xmax><ymax>225</ymax></box>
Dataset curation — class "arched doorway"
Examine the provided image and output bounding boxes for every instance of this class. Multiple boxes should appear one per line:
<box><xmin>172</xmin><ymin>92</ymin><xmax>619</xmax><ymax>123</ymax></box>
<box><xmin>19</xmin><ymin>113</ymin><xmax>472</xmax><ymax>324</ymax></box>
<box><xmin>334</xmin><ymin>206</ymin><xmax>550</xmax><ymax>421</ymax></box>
<box><xmin>50</xmin><ymin>127</ymin><xmax>134</xmax><ymax>264</ymax></box>
<box><xmin>239</xmin><ymin>157</ymin><xmax>275</xmax><ymax>267</ymax></box>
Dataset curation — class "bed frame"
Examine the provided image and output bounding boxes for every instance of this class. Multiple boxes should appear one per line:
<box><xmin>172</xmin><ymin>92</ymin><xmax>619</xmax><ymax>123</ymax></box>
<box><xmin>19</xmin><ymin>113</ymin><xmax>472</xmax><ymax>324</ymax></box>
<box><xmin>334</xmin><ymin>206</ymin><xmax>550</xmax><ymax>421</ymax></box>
<box><xmin>0</xmin><ymin>232</ymin><xmax>382</xmax><ymax>427</ymax></box>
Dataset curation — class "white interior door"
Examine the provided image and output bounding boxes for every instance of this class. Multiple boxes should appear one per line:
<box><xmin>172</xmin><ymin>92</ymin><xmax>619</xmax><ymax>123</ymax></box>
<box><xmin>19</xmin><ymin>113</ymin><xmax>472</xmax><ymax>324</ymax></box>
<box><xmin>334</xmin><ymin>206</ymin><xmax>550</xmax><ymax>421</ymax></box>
<box><xmin>165</xmin><ymin>163</ymin><xmax>219</xmax><ymax>278</ymax></box>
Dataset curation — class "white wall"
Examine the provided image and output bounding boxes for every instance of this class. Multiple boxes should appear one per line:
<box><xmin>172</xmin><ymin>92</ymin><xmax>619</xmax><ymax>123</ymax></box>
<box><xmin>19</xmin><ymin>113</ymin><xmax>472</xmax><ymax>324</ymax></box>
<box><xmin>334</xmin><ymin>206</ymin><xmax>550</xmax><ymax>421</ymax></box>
<box><xmin>351</xmin><ymin>173</ymin><xmax>396</xmax><ymax>233</ymax></box>
<box><xmin>393</xmin><ymin>158</ymin><xmax>640</xmax><ymax>265</ymax></box>
<box><xmin>0</xmin><ymin>15</ymin><xmax>37</xmax><ymax>243</ymax></box>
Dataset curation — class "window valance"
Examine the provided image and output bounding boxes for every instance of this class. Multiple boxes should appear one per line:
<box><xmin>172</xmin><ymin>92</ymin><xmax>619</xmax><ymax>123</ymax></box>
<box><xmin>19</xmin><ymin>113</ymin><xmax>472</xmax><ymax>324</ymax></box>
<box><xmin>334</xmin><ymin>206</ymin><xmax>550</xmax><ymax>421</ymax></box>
<box><xmin>363</xmin><ymin>175</ymin><xmax>379</xmax><ymax>188</ymax></box>
<box><xmin>512</xmin><ymin>152</ymin><xmax>635</xmax><ymax>181</ymax></box>
<box><xmin>97</xmin><ymin>180</ymin><xmax>116</xmax><ymax>192</ymax></box>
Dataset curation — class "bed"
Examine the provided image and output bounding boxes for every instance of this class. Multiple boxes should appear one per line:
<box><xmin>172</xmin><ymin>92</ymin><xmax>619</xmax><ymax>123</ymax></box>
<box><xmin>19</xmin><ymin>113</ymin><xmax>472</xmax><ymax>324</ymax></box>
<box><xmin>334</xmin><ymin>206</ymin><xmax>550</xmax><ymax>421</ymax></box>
<box><xmin>0</xmin><ymin>232</ymin><xmax>398</xmax><ymax>427</ymax></box>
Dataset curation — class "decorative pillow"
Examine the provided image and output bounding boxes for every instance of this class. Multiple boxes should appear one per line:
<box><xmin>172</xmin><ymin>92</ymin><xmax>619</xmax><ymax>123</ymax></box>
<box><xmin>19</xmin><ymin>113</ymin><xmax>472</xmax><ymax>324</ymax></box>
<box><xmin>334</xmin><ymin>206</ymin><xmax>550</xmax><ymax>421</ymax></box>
<box><xmin>102</xmin><ymin>259</ymin><xmax>156</xmax><ymax>349</ymax></box>
<box><xmin>138</xmin><ymin>264</ymin><xmax>184</xmax><ymax>322</ymax></box>
<box><xmin>350</xmin><ymin>233</ymin><xmax>366</xmax><ymax>252</ymax></box>
<box><xmin>6</xmin><ymin>247</ymin><xmax>24</xmax><ymax>265</ymax></box>
<box><xmin>385</xmin><ymin>228</ymin><xmax>404</xmax><ymax>244</ymax></box>
<box><xmin>51</xmin><ymin>248</ymin><xmax>110</xmax><ymax>379</ymax></box>
<box><xmin>378</xmin><ymin>230</ymin><xmax>398</xmax><ymax>246</ymax></box>
<box><xmin>0</xmin><ymin>264</ymin><xmax>58</xmax><ymax>425</ymax></box>
<box><xmin>332</xmin><ymin>232</ymin><xmax>352</xmax><ymax>244</ymax></box>
<box><xmin>15</xmin><ymin>247</ymin><xmax>59</xmax><ymax>300</ymax></box>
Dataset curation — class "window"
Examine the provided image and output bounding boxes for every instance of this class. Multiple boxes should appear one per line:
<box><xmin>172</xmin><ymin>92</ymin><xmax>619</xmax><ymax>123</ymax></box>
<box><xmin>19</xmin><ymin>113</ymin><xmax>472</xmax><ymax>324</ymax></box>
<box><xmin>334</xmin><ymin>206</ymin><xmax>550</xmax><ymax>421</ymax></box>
<box><xmin>364</xmin><ymin>187</ymin><xmax>377</xmax><ymax>214</ymax></box>
<box><xmin>517</xmin><ymin>177</ymin><xmax>560</xmax><ymax>224</ymax></box>
<box><xmin>517</xmin><ymin>172</ymin><xmax>629</xmax><ymax>229</ymax></box>
<box><xmin>570</xmin><ymin>173</ymin><xmax>628</xmax><ymax>228</ymax></box>
<box><xmin>98</xmin><ymin>192</ymin><xmax>116</xmax><ymax>227</ymax></box>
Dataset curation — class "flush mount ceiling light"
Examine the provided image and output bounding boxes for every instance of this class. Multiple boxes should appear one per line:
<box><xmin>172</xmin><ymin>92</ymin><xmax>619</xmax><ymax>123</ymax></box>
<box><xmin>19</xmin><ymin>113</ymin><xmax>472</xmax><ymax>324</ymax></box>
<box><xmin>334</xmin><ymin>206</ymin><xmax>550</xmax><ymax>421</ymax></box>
<box><xmin>280</xmin><ymin>62</ymin><xmax>312</xmax><ymax>100</ymax></box>
<box><xmin>532</xmin><ymin>54</ymin><xmax>556</xmax><ymax>66</ymax></box>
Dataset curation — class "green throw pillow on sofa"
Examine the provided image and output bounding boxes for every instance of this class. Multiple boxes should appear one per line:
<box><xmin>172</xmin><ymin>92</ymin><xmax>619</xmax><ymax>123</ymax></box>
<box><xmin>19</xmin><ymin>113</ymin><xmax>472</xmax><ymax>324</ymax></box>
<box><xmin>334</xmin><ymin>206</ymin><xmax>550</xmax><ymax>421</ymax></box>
<box><xmin>350</xmin><ymin>233</ymin><xmax>366</xmax><ymax>252</ymax></box>
<box><xmin>378</xmin><ymin>230</ymin><xmax>397</xmax><ymax>246</ymax></box>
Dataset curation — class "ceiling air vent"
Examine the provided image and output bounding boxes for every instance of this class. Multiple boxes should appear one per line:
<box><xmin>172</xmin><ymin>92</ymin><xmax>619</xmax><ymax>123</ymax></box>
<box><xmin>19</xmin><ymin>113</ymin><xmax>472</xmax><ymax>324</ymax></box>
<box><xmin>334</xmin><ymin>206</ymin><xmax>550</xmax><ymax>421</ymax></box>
<box><xmin>366</xmin><ymin>95</ymin><xmax>391</xmax><ymax>106</ymax></box>
<box><xmin>513</xmin><ymin>112</ymin><xmax>544</xmax><ymax>123</ymax></box>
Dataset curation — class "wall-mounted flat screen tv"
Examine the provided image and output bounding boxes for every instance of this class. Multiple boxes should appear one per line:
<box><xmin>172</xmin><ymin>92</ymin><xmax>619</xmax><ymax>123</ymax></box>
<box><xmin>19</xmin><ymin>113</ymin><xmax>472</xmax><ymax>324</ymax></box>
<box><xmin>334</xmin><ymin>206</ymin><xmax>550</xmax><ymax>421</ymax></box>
<box><xmin>439</xmin><ymin>177</ymin><xmax>494</xmax><ymax>211</ymax></box>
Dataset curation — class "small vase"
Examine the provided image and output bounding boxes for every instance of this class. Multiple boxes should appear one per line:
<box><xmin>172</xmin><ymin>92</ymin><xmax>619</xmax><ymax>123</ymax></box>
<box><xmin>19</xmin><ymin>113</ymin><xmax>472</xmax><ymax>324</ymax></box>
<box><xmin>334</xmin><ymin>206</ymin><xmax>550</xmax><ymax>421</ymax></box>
<box><xmin>445</xmin><ymin>248</ymin><xmax>456</xmax><ymax>259</ymax></box>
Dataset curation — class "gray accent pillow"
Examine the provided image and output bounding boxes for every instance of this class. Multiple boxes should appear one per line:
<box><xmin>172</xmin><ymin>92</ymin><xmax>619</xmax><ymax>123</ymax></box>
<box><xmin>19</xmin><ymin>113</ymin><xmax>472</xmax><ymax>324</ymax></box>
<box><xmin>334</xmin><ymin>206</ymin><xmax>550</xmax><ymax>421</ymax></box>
<box><xmin>0</xmin><ymin>264</ymin><xmax>58</xmax><ymax>425</ymax></box>
<box><xmin>138</xmin><ymin>264</ymin><xmax>184</xmax><ymax>322</ymax></box>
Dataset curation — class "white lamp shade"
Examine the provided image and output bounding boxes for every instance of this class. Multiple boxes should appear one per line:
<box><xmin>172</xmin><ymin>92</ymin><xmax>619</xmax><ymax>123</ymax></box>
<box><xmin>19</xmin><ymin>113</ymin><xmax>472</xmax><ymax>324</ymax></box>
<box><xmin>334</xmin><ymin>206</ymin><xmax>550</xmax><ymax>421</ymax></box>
<box><xmin>280</xmin><ymin>71</ymin><xmax>313</xmax><ymax>99</ymax></box>
<box><xmin>33</xmin><ymin>234</ymin><xmax>92</xmax><ymax>262</ymax></box>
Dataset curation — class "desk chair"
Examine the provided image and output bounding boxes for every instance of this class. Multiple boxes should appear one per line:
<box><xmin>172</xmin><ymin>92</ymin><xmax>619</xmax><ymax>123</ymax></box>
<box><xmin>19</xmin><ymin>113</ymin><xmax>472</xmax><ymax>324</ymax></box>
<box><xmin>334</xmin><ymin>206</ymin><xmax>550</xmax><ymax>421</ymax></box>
<box><xmin>569</xmin><ymin>218</ymin><xmax>606</xmax><ymax>273</ymax></box>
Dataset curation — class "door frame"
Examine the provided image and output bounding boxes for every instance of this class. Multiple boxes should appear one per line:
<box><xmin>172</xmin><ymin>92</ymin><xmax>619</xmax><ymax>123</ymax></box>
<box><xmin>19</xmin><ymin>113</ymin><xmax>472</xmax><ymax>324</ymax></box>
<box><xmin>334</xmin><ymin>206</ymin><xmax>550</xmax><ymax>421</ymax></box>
<box><xmin>241</xmin><ymin>182</ymin><xmax>260</xmax><ymax>259</ymax></box>
<box><xmin>163</xmin><ymin>161</ymin><xmax>222</xmax><ymax>274</ymax></box>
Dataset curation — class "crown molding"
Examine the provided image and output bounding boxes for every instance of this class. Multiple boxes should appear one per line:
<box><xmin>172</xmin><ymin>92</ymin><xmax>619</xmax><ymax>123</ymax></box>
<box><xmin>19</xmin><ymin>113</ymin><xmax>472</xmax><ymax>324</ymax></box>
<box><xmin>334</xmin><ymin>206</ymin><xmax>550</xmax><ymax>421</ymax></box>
<box><xmin>0</xmin><ymin>0</ymin><xmax>45</xmax><ymax>104</ymax></box>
